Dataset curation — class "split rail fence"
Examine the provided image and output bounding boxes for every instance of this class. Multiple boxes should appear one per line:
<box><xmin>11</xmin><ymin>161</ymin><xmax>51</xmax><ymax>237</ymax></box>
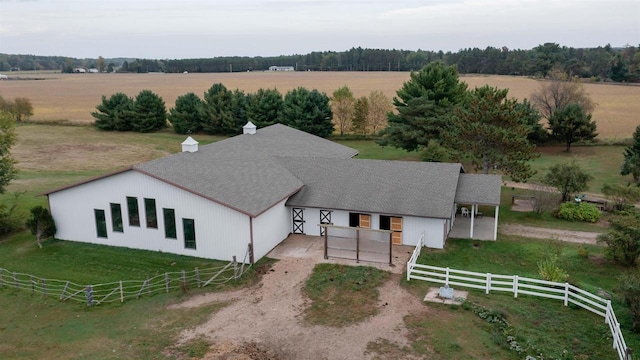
<box><xmin>407</xmin><ymin>233</ymin><xmax>632</xmax><ymax>360</ymax></box>
<box><xmin>0</xmin><ymin>256</ymin><xmax>250</xmax><ymax>306</ymax></box>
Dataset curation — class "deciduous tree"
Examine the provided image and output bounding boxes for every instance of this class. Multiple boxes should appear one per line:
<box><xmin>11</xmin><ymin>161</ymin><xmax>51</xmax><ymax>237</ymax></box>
<box><xmin>543</xmin><ymin>161</ymin><xmax>592</xmax><ymax>202</ymax></box>
<box><xmin>445</xmin><ymin>85</ymin><xmax>538</xmax><ymax>182</ymax></box>
<box><xmin>330</xmin><ymin>86</ymin><xmax>355</xmax><ymax>136</ymax></box>
<box><xmin>351</xmin><ymin>96</ymin><xmax>368</xmax><ymax>135</ymax></box>
<box><xmin>378</xmin><ymin>62</ymin><xmax>467</xmax><ymax>151</ymax></box>
<box><xmin>12</xmin><ymin>97</ymin><xmax>33</xmax><ymax>122</ymax></box>
<box><xmin>547</xmin><ymin>103</ymin><xmax>597</xmax><ymax>152</ymax></box>
<box><xmin>602</xmin><ymin>183</ymin><xmax>640</xmax><ymax>211</ymax></box>
<box><xmin>530</xmin><ymin>67</ymin><xmax>595</xmax><ymax>120</ymax></box>
<box><xmin>26</xmin><ymin>206</ymin><xmax>56</xmax><ymax>248</ymax></box>
<box><xmin>97</xmin><ymin>56</ymin><xmax>105</xmax><ymax>73</ymax></box>
<box><xmin>280</xmin><ymin>87</ymin><xmax>334</xmax><ymax>138</ymax></box>
<box><xmin>168</xmin><ymin>92</ymin><xmax>206</xmax><ymax>134</ymax></box>
<box><xmin>598</xmin><ymin>213</ymin><xmax>640</xmax><ymax>267</ymax></box>
<box><xmin>621</xmin><ymin>125</ymin><xmax>640</xmax><ymax>184</ymax></box>
<box><xmin>367</xmin><ymin>90</ymin><xmax>391</xmax><ymax>135</ymax></box>
<box><xmin>0</xmin><ymin>111</ymin><xmax>17</xmax><ymax>194</ymax></box>
<box><xmin>618</xmin><ymin>271</ymin><xmax>640</xmax><ymax>331</ymax></box>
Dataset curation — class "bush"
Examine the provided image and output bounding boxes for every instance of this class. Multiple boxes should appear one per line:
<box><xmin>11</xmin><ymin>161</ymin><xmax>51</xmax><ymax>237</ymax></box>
<box><xmin>556</xmin><ymin>202</ymin><xmax>601</xmax><ymax>222</ymax></box>
<box><xmin>537</xmin><ymin>254</ymin><xmax>569</xmax><ymax>282</ymax></box>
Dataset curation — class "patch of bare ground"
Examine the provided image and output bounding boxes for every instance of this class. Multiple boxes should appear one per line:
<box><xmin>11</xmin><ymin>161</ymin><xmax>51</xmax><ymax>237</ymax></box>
<box><xmin>499</xmin><ymin>223</ymin><xmax>600</xmax><ymax>244</ymax></box>
<box><xmin>171</xmin><ymin>257</ymin><xmax>428</xmax><ymax>360</ymax></box>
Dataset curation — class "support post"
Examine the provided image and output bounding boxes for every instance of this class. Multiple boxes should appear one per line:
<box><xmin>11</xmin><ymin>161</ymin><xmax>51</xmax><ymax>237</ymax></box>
<box><xmin>42</xmin><ymin>279</ymin><xmax>47</xmax><ymax>298</ymax></box>
<box><xmin>14</xmin><ymin>272</ymin><xmax>18</xmax><ymax>288</ymax></box>
<box><xmin>486</xmin><ymin>273</ymin><xmax>491</xmax><ymax>294</ymax></box>
<box><xmin>233</xmin><ymin>256</ymin><xmax>238</xmax><ymax>280</ymax></box>
<box><xmin>388</xmin><ymin>232</ymin><xmax>393</xmax><ymax>266</ymax></box>
<box><xmin>181</xmin><ymin>271</ymin><xmax>186</xmax><ymax>289</ymax></box>
<box><xmin>86</xmin><ymin>285</ymin><xmax>93</xmax><ymax>307</ymax></box>
<box><xmin>30</xmin><ymin>275</ymin><xmax>34</xmax><ymax>294</ymax></box>
<box><xmin>513</xmin><ymin>275</ymin><xmax>519</xmax><ymax>298</ymax></box>
<box><xmin>470</xmin><ymin>204</ymin><xmax>475</xmax><ymax>238</ymax></box>
<box><xmin>60</xmin><ymin>281</ymin><xmax>69</xmax><ymax>300</ymax></box>
<box><xmin>120</xmin><ymin>281</ymin><xmax>123</xmax><ymax>302</ymax></box>
<box><xmin>324</xmin><ymin>227</ymin><xmax>328</xmax><ymax>259</ymax></box>
<box><xmin>0</xmin><ymin>268</ymin><xmax>3</xmax><ymax>287</ymax></box>
<box><xmin>165</xmin><ymin>273</ymin><xmax>170</xmax><ymax>293</ymax></box>
<box><xmin>564</xmin><ymin>282</ymin><xmax>569</xmax><ymax>306</ymax></box>
<box><xmin>195</xmin><ymin>268</ymin><xmax>201</xmax><ymax>287</ymax></box>
<box><xmin>356</xmin><ymin>229</ymin><xmax>360</xmax><ymax>263</ymax></box>
<box><xmin>445</xmin><ymin>267</ymin><xmax>450</xmax><ymax>287</ymax></box>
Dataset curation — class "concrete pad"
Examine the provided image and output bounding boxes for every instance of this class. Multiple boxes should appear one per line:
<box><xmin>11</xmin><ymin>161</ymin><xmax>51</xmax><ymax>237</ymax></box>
<box><xmin>423</xmin><ymin>287</ymin><xmax>468</xmax><ymax>305</ymax></box>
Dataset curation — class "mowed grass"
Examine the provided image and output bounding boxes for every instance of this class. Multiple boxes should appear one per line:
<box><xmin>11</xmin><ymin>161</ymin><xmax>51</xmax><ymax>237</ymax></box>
<box><xmin>401</xmin><ymin>236</ymin><xmax>636</xmax><ymax>359</ymax></box>
<box><xmin>2</xmin><ymin>72</ymin><xmax>639</xmax><ymax>139</ymax></box>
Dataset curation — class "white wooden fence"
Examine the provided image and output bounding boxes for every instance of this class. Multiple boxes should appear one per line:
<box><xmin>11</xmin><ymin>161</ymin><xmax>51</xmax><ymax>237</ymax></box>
<box><xmin>0</xmin><ymin>257</ymin><xmax>251</xmax><ymax>306</ymax></box>
<box><xmin>407</xmin><ymin>235</ymin><xmax>632</xmax><ymax>360</ymax></box>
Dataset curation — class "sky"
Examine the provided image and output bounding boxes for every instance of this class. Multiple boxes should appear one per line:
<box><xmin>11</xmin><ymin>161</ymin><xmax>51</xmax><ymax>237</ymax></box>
<box><xmin>1</xmin><ymin>0</ymin><xmax>639</xmax><ymax>59</ymax></box>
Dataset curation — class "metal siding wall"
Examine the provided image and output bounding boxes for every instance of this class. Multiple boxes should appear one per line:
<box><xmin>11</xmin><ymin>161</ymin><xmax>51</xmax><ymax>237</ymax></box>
<box><xmin>48</xmin><ymin>171</ymin><xmax>249</xmax><ymax>261</ymax></box>
<box><xmin>252</xmin><ymin>199</ymin><xmax>290</xmax><ymax>260</ymax></box>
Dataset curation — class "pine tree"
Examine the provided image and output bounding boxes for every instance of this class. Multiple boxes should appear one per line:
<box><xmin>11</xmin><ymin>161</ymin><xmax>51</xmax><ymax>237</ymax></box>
<box><xmin>130</xmin><ymin>90</ymin><xmax>167</xmax><ymax>133</ymax></box>
<box><xmin>168</xmin><ymin>92</ymin><xmax>206</xmax><ymax>134</ymax></box>
<box><xmin>280</xmin><ymin>87</ymin><xmax>334</xmax><ymax>138</ymax></box>
<box><xmin>91</xmin><ymin>92</ymin><xmax>134</xmax><ymax>131</ymax></box>
<box><xmin>246</xmin><ymin>88</ymin><xmax>283</xmax><ymax>128</ymax></box>
<box><xmin>621</xmin><ymin>125</ymin><xmax>640</xmax><ymax>184</ymax></box>
<box><xmin>547</xmin><ymin>103</ymin><xmax>597</xmax><ymax>152</ymax></box>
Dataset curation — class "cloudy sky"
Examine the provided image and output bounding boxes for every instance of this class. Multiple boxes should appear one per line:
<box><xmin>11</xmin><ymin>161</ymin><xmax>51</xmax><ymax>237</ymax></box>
<box><xmin>1</xmin><ymin>0</ymin><xmax>638</xmax><ymax>59</ymax></box>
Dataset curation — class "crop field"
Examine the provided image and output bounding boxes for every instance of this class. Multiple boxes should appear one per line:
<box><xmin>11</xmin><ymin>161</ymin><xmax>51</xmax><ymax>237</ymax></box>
<box><xmin>1</xmin><ymin>71</ymin><xmax>638</xmax><ymax>139</ymax></box>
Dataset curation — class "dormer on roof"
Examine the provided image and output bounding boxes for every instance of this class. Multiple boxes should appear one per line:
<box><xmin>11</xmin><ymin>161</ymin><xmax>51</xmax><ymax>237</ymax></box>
<box><xmin>181</xmin><ymin>136</ymin><xmax>199</xmax><ymax>153</ymax></box>
<box><xmin>243</xmin><ymin>121</ymin><xmax>257</xmax><ymax>135</ymax></box>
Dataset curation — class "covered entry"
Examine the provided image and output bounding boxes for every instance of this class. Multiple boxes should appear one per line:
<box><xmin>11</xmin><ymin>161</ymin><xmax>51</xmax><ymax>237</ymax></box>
<box><xmin>319</xmin><ymin>224</ymin><xmax>394</xmax><ymax>265</ymax></box>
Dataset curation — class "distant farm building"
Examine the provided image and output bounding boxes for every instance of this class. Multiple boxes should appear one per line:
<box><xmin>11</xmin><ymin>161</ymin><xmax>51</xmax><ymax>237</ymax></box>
<box><xmin>0</xmin><ymin>74</ymin><xmax>8</xmax><ymax>80</ymax></box>
<box><xmin>88</xmin><ymin>68</ymin><xmax>99</xmax><ymax>73</ymax></box>
<box><xmin>73</xmin><ymin>68</ymin><xmax>87</xmax><ymax>73</ymax></box>
<box><xmin>269</xmin><ymin>66</ymin><xmax>295</xmax><ymax>71</ymax></box>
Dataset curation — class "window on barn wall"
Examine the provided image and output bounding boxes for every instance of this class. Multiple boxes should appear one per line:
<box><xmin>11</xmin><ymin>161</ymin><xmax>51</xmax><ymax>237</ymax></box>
<box><xmin>110</xmin><ymin>203</ymin><xmax>124</xmax><ymax>232</ymax></box>
<box><xmin>94</xmin><ymin>209</ymin><xmax>107</xmax><ymax>238</ymax></box>
<box><xmin>127</xmin><ymin>196</ymin><xmax>140</xmax><ymax>226</ymax></box>
<box><xmin>380</xmin><ymin>215</ymin><xmax>391</xmax><ymax>230</ymax></box>
<box><xmin>183</xmin><ymin>218</ymin><xmax>196</xmax><ymax>249</ymax></box>
<box><xmin>144</xmin><ymin>198</ymin><xmax>158</xmax><ymax>228</ymax></box>
<box><xmin>349</xmin><ymin>212</ymin><xmax>359</xmax><ymax>227</ymax></box>
<box><xmin>163</xmin><ymin>208</ymin><xmax>176</xmax><ymax>239</ymax></box>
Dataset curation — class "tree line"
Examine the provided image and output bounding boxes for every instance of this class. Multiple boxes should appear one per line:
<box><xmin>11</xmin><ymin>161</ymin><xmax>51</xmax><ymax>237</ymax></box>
<box><xmin>2</xmin><ymin>43</ymin><xmax>638</xmax><ymax>82</ymax></box>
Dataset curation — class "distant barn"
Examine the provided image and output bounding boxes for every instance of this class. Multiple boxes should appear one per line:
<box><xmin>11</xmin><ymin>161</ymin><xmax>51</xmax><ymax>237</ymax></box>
<box><xmin>269</xmin><ymin>66</ymin><xmax>294</xmax><ymax>71</ymax></box>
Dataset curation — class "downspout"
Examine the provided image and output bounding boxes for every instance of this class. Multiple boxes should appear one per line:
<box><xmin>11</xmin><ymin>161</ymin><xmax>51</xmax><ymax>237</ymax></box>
<box><xmin>249</xmin><ymin>217</ymin><xmax>255</xmax><ymax>264</ymax></box>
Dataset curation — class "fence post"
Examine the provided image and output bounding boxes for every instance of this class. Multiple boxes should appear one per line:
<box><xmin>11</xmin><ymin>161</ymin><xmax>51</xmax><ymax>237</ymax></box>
<box><xmin>564</xmin><ymin>282</ymin><xmax>569</xmax><ymax>306</ymax></box>
<box><xmin>14</xmin><ymin>272</ymin><xmax>18</xmax><ymax>288</ymax></box>
<box><xmin>120</xmin><ymin>281</ymin><xmax>123</xmax><ymax>303</ymax></box>
<box><xmin>195</xmin><ymin>267</ymin><xmax>201</xmax><ymax>288</ymax></box>
<box><xmin>165</xmin><ymin>273</ymin><xmax>169</xmax><ymax>293</ymax></box>
<box><xmin>60</xmin><ymin>281</ymin><xmax>69</xmax><ymax>300</ymax></box>
<box><xmin>30</xmin><ymin>275</ymin><xmax>34</xmax><ymax>294</ymax></box>
<box><xmin>445</xmin><ymin>267</ymin><xmax>450</xmax><ymax>287</ymax></box>
<box><xmin>233</xmin><ymin>256</ymin><xmax>238</xmax><ymax>280</ymax></box>
<box><xmin>181</xmin><ymin>270</ymin><xmax>186</xmax><ymax>289</ymax></box>
<box><xmin>42</xmin><ymin>279</ymin><xmax>47</xmax><ymax>298</ymax></box>
<box><xmin>0</xmin><ymin>267</ymin><xmax>3</xmax><ymax>287</ymax></box>
<box><xmin>147</xmin><ymin>276</ymin><xmax>151</xmax><ymax>295</ymax></box>
<box><xmin>485</xmin><ymin>273</ymin><xmax>491</xmax><ymax>294</ymax></box>
<box><xmin>513</xmin><ymin>275</ymin><xmax>519</xmax><ymax>298</ymax></box>
<box><xmin>86</xmin><ymin>285</ymin><xmax>93</xmax><ymax>307</ymax></box>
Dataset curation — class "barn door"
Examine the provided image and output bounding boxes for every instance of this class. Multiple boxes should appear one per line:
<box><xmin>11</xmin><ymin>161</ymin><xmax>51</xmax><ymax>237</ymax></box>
<box><xmin>391</xmin><ymin>217</ymin><xmax>403</xmax><ymax>245</ymax></box>
<box><xmin>359</xmin><ymin>214</ymin><xmax>371</xmax><ymax>229</ymax></box>
<box><xmin>292</xmin><ymin>208</ymin><xmax>304</xmax><ymax>234</ymax></box>
<box><xmin>320</xmin><ymin>210</ymin><xmax>331</xmax><ymax>236</ymax></box>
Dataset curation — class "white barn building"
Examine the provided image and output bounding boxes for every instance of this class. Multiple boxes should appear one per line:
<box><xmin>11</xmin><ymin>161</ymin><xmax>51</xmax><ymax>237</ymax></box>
<box><xmin>45</xmin><ymin>123</ymin><xmax>501</xmax><ymax>263</ymax></box>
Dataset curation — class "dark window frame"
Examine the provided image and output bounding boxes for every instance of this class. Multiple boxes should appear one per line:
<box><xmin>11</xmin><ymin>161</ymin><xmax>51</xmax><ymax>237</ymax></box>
<box><xmin>183</xmin><ymin>218</ymin><xmax>196</xmax><ymax>249</ymax></box>
<box><xmin>127</xmin><ymin>196</ymin><xmax>140</xmax><ymax>227</ymax></box>
<box><xmin>144</xmin><ymin>198</ymin><xmax>158</xmax><ymax>229</ymax></box>
<box><xmin>163</xmin><ymin>208</ymin><xmax>177</xmax><ymax>239</ymax></box>
<box><xmin>94</xmin><ymin>209</ymin><xmax>108</xmax><ymax>238</ymax></box>
<box><xmin>110</xmin><ymin>203</ymin><xmax>124</xmax><ymax>233</ymax></box>
<box><xmin>379</xmin><ymin>215</ymin><xmax>391</xmax><ymax>231</ymax></box>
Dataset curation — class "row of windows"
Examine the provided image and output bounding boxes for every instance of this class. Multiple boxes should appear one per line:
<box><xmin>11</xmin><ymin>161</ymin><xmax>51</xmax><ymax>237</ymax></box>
<box><xmin>94</xmin><ymin>197</ymin><xmax>196</xmax><ymax>250</ymax></box>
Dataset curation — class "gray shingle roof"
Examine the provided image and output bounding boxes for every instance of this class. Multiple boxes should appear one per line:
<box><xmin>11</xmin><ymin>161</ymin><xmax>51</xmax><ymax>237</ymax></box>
<box><xmin>281</xmin><ymin>158</ymin><xmax>463</xmax><ymax>218</ymax></box>
<box><xmin>454</xmin><ymin>174</ymin><xmax>503</xmax><ymax>206</ymax></box>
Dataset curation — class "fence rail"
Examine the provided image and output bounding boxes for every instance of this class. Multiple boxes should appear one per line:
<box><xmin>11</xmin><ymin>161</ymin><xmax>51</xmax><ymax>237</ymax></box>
<box><xmin>0</xmin><ymin>256</ymin><xmax>250</xmax><ymax>306</ymax></box>
<box><xmin>407</xmin><ymin>237</ymin><xmax>632</xmax><ymax>360</ymax></box>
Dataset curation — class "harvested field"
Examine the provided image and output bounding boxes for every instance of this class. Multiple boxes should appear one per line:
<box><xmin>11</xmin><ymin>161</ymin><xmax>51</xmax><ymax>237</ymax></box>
<box><xmin>1</xmin><ymin>72</ymin><xmax>638</xmax><ymax>139</ymax></box>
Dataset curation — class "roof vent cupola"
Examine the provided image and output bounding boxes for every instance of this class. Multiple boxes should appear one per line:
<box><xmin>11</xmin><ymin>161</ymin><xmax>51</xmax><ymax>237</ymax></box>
<box><xmin>243</xmin><ymin>121</ymin><xmax>257</xmax><ymax>135</ymax></box>
<box><xmin>181</xmin><ymin>136</ymin><xmax>199</xmax><ymax>153</ymax></box>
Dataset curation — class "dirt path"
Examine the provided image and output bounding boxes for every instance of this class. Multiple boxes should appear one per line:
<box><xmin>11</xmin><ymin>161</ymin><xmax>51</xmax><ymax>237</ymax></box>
<box><xmin>172</xmin><ymin>256</ymin><xmax>427</xmax><ymax>359</ymax></box>
<box><xmin>499</xmin><ymin>223</ymin><xmax>601</xmax><ymax>244</ymax></box>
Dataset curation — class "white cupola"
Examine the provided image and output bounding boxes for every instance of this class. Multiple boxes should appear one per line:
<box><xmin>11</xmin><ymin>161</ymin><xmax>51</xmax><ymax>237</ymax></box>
<box><xmin>243</xmin><ymin>121</ymin><xmax>257</xmax><ymax>135</ymax></box>
<box><xmin>181</xmin><ymin>136</ymin><xmax>199</xmax><ymax>153</ymax></box>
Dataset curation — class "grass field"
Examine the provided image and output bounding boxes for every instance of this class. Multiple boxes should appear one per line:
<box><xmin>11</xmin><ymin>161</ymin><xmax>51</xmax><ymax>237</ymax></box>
<box><xmin>1</xmin><ymin>72</ymin><xmax>639</xmax><ymax>139</ymax></box>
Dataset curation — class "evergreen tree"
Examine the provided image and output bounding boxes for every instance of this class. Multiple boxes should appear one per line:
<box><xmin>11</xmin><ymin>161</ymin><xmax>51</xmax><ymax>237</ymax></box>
<box><xmin>91</xmin><ymin>92</ymin><xmax>134</xmax><ymax>131</ymax></box>
<box><xmin>445</xmin><ymin>86</ymin><xmax>538</xmax><ymax>182</ymax></box>
<box><xmin>280</xmin><ymin>87</ymin><xmax>334</xmax><ymax>138</ymax></box>
<box><xmin>130</xmin><ymin>90</ymin><xmax>167</xmax><ymax>133</ymax></box>
<box><xmin>547</xmin><ymin>103</ymin><xmax>597</xmax><ymax>152</ymax></box>
<box><xmin>516</xmin><ymin>99</ymin><xmax>548</xmax><ymax>144</ymax></box>
<box><xmin>621</xmin><ymin>125</ymin><xmax>640</xmax><ymax>184</ymax></box>
<box><xmin>0</xmin><ymin>111</ymin><xmax>17</xmax><ymax>194</ymax></box>
<box><xmin>246</xmin><ymin>88</ymin><xmax>283</xmax><ymax>128</ymax></box>
<box><xmin>202</xmin><ymin>83</ymin><xmax>236</xmax><ymax>135</ymax></box>
<box><xmin>378</xmin><ymin>62</ymin><xmax>467</xmax><ymax>151</ymax></box>
<box><xmin>168</xmin><ymin>92</ymin><xmax>206</xmax><ymax>134</ymax></box>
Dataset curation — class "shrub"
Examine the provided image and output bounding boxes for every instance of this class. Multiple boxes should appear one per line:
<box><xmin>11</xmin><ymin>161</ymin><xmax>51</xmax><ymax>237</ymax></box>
<box><xmin>556</xmin><ymin>202</ymin><xmax>601</xmax><ymax>222</ymax></box>
<box><xmin>537</xmin><ymin>254</ymin><xmax>569</xmax><ymax>282</ymax></box>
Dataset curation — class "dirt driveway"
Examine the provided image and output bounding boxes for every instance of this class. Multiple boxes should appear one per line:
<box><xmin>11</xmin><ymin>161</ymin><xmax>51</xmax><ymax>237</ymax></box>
<box><xmin>171</xmin><ymin>236</ymin><xmax>426</xmax><ymax>360</ymax></box>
